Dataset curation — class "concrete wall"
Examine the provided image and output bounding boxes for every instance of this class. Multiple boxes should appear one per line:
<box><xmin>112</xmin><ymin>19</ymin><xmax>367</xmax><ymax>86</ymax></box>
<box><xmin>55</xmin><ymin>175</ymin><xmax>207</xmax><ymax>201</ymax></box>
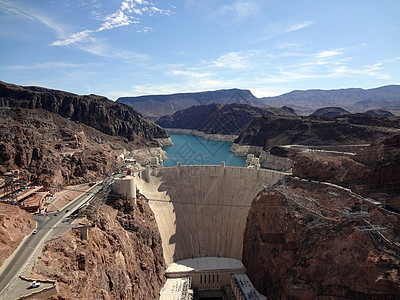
<box><xmin>137</xmin><ymin>165</ymin><xmax>285</xmax><ymax>265</ymax></box>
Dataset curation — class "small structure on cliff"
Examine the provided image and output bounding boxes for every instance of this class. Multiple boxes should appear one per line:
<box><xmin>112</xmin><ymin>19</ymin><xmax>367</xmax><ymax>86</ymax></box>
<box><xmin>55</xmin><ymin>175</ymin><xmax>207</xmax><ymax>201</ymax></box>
<box><xmin>149</xmin><ymin>154</ymin><xmax>164</xmax><ymax>167</ymax></box>
<box><xmin>245</xmin><ymin>154</ymin><xmax>260</xmax><ymax>169</ymax></box>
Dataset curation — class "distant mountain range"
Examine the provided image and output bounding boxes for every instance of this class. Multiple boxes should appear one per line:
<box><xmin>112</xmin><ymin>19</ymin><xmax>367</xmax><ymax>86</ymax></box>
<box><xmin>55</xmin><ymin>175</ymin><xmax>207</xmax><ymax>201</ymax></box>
<box><xmin>261</xmin><ymin>85</ymin><xmax>400</xmax><ymax>115</ymax></box>
<box><xmin>117</xmin><ymin>89</ymin><xmax>267</xmax><ymax>120</ymax></box>
<box><xmin>117</xmin><ymin>85</ymin><xmax>400</xmax><ymax>118</ymax></box>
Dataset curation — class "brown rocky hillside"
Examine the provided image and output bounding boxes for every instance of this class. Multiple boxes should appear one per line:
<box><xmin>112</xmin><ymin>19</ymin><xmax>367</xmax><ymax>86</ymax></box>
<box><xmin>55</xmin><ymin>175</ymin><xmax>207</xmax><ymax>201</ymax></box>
<box><xmin>235</xmin><ymin>113</ymin><xmax>400</xmax><ymax>150</ymax></box>
<box><xmin>243</xmin><ymin>177</ymin><xmax>400</xmax><ymax>299</ymax></box>
<box><xmin>0</xmin><ymin>203</ymin><xmax>35</xmax><ymax>268</ymax></box>
<box><xmin>31</xmin><ymin>193</ymin><xmax>165</xmax><ymax>300</ymax></box>
<box><xmin>0</xmin><ymin>81</ymin><xmax>168</xmax><ymax>143</ymax></box>
<box><xmin>0</xmin><ymin>82</ymin><xmax>170</xmax><ymax>189</ymax></box>
<box><xmin>292</xmin><ymin>133</ymin><xmax>400</xmax><ymax>208</ymax></box>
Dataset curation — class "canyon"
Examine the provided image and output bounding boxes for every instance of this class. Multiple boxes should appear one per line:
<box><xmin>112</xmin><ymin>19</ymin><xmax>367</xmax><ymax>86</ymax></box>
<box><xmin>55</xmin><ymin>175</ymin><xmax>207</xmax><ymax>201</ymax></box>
<box><xmin>1</xmin><ymin>82</ymin><xmax>400</xmax><ymax>299</ymax></box>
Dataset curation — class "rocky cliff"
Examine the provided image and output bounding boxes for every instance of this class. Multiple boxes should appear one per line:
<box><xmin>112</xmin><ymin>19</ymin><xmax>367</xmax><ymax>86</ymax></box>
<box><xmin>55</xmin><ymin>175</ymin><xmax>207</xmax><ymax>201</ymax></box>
<box><xmin>117</xmin><ymin>88</ymin><xmax>267</xmax><ymax>120</ymax></box>
<box><xmin>235</xmin><ymin>114</ymin><xmax>400</xmax><ymax>151</ymax></box>
<box><xmin>0</xmin><ymin>81</ymin><xmax>169</xmax><ymax>143</ymax></box>
<box><xmin>30</xmin><ymin>193</ymin><xmax>165</xmax><ymax>300</ymax></box>
<box><xmin>156</xmin><ymin>103</ymin><xmax>295</xmax><ymax>136</ymax></box>
<box><xmin>243</xmin><ymin>177</ymin><xmax>400</xmax><ymax>299</ymax></box>
<box><xmin>292</xmin><ymin>134</ymin><xmax>400</xmax><ymax>202</ymax></box>
<box><xmin>0</xmin><ymin>81</ymin><xmax>171</xmax><ymax>189</ymax></box>
<box><xmin>0</xmin><ymin>107</ymin><xmax>126</xmax><ymax>189</ymax></box>
<box><xmin>0</xmin><ymin>203</ymin><xmax>35</xmax><ymax>267</ymax></box>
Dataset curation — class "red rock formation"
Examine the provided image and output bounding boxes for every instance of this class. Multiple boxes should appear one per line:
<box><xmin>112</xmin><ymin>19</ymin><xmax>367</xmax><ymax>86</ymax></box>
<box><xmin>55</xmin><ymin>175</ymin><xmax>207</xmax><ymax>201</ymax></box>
<box><xmin>31</xmin><ymin>194</ymin><xmax>165</xmax><ymax>300</ymax></box>
<box><xmin>292</xmin><ymin>134</ymin><xmax>400</xmax><ymax>203</ymax></box>
<box><xmin>292</xmin><ymin>151</ymin><xmax>370</xmax><ymax>193</ymax></box>
<box><xmin>0</xmin><ymin>203</ymin><xmax>35</xmax><ymax>267</ymax></box>
<box><xmin>0</xmin><ymin>108</ymin><xmax>128</xmax><ymax>190</ymax></box>
<box><xmin>243</xmin><ymin>178</ymin><xmax>400</xmax><ymax>299</ymax></box>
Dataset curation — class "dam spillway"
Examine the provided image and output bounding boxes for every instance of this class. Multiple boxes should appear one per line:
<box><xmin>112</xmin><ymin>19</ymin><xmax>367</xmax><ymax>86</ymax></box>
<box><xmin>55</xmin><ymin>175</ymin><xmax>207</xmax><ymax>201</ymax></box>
<box><xmin>136</xmin><ymin>164</ymin><xmax>286</xmax><ymax>265</ymax></box>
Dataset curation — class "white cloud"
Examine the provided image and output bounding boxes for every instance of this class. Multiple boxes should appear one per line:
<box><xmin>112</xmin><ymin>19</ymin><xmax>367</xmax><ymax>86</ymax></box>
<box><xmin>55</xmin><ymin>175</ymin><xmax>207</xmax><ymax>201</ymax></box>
<box><xmin>75</xmin><ymin>37</ymin><xmax>152</xmax><ymax>62</ymax></box>
<box><xmin>0</xmin><ymin>0</ymin><xmax>65</xmax><ymax>36</ymax></box>
<box><xmin>51</xmin><ymin>29</ymin><xmax>93</xmax><ymax>46</ymax></box>
<box><xmin>51</xmin><ymin>0</ymin><xmax>171</xmax><ymax>46</ymax></box>
<box><xmin>276</xmin><ymin>42</ymin><xmax>307</xmax><ymax>50</ymax></box>
<box><xmin>211</xmin><ymin>0</ymin><xmax>260</xmax><ymax>22</ymax></box>
<box><xmin>330</xmin><ymin>63</ymin><xmax>390</xmax><ymax>79</ymax></box>
<box><xmin>211</xmin><ymin>50</ymin><xmax>263</xmax><ymax>69</ymax></box>
<box><xmin>170</xmin><ymin>70</ymin><xmax>214</xmax><ymax>78</ymax></box>
<box><xmin>316</xmin><ymin>50</ymin><xmax>343</xmax><ymax>58</ymax></box>
<box><xmin>285</xmin><ymin>21</ymin><xmax>313</xmax><ymax>33</ymax></box>
<box><xmin>98</xmin><ymin>10</ymin><xmax>133</xmax><ymax>31</ymax></box>
<box><xmin>253</xmin><ymin>20</ymin><xmax>313</xmax><ymax>43</ymax></box>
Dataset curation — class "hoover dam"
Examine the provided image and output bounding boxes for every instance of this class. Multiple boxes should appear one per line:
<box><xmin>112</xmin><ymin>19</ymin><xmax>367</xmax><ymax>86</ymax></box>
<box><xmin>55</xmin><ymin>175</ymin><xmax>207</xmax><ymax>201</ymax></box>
<box><xmin>131</xmin><ymin>163</ymin><xmax>287</xmax><ymax>298</ymax></box>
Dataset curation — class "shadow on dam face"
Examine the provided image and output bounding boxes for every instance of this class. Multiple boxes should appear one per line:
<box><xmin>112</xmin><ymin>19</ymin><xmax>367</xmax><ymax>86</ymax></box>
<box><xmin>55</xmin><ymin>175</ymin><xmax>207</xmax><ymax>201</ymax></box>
<box><xmin>136</xmin><ymin>164</ymin><xmax>285</xmax><ymax>266</ymax></box>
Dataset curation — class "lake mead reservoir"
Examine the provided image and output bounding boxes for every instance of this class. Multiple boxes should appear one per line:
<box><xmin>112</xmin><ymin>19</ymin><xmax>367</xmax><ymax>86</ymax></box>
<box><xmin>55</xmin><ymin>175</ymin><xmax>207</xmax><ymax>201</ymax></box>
<box><xmin>162</xmin><ymin>134</ymin><xmax>246</xmax><ymax>167</ymax></box>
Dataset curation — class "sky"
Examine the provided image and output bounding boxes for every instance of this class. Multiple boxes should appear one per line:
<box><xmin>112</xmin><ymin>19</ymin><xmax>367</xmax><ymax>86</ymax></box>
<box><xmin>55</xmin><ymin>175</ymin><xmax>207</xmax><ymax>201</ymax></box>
<box><xmin>0</xmin><ymin>0</ymin><xmax>399</xmax><ymax>100</ymax></box>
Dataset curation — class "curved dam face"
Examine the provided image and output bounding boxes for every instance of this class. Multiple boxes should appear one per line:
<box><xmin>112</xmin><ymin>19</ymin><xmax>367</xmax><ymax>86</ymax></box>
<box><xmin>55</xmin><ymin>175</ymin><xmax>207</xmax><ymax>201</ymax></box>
<box><xmin>136</xmin><ymin>165</ymin><xmax>285</xmax><ymax>265</ymax></box>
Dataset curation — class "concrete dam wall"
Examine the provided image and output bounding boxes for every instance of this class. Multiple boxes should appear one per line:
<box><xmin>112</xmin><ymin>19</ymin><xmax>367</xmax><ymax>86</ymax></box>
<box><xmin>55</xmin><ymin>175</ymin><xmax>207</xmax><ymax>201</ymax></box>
<box><xmin>136</xmin><ymin>165</ymin><xmax>286</xmax><ymax>265</ymax></box>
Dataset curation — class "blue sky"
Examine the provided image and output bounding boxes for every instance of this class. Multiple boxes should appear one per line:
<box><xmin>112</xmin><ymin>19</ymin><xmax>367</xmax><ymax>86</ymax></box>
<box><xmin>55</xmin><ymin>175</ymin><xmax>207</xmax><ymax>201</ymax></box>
<box><xmin>0</xmin><ymin>0</ymin><xmax>399</xmax><ymax>99</ymax></box>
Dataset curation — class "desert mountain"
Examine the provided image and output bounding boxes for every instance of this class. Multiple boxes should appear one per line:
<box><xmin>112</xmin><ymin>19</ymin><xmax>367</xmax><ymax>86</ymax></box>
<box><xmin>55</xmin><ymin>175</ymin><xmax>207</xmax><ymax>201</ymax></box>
<box><xmin>0</xmin><ymin>81</ymin><xmax>168</xmax><ymax>143</ymax></box>
<box><xmin>235</xmin><ymin>113</ymin><xmax>400</xmax><ymax>150</ymax></box>
<box><xmin>0</xmin><ymin>81</ymin><xmax>170</xmax><ymax>188</ymax></box>
<box><xmin>364</xmin><ymin>109</ymin><xmax>395</xmax><ymax>118</ymax></box>
<box><xmin>310</xmin><ymin>106</ymin><xmax>350</xmax><ymax>117</ymax></box>
<box><xmin>117</xmin><ymin>88</ymin><xmax>267</xmax><ymax>120</ymax></box>
<box><xmin>261</xmin><ymin>85</ymin><xmax>400</xmax><ymax>115</ymax></box>
<box><xmin>156</xmin><ymin>103</ymin><xmax>296</xmax><ymax>135</ymax></box>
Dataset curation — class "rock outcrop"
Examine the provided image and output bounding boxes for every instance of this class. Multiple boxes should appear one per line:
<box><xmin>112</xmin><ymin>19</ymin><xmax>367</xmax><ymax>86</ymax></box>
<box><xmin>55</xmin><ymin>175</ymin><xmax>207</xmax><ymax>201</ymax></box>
<box><xmin>0</xmin><ymin>203</ymin><xmax>35</xmax><ymax>267</ymax></box>
<box><xmin>156</xmin><ymin>103</ymin><xmax>296</xmax><ymax>136</ymax></box>
<box><xmin>30</xmin><ymin>193</ymin><xmax>165</xmax><ymax>300</ymax></box>
<box><xmin>0</xmin><ymin>108</ymin><xmax>126</xmax><ymax>189</ymax></box>
<box><xmin>292</xmin><ymin>134</ymin><xmax>400</xmax><ymax>202</ymax></box>
<box><xmin>364</xmin><ymin>109</ymin><xmax>395</xmax><ymax>118</ymax></box>
<box><xmin>0</xmin><ymin>81</ymin><xmax>169</xmax><ymax>143</ymax></box>
<box><xmin>243</xmin><ymin>177</ymin><xmax>400</xmax><ymax>299</ymax></box>
<box><xmin>235</xmin><ymin>114</ymin><xmax>400</xmax><ymax>151</ymax></box>
<box><xmin>310</xmin><ymin>106</ymin><xmax>350</xmax><ymax>117</ymax></box>
<box><xmin>0</xmin><ymin>81</ymin><xmax>172</xmax><ymax>189</ymax></box>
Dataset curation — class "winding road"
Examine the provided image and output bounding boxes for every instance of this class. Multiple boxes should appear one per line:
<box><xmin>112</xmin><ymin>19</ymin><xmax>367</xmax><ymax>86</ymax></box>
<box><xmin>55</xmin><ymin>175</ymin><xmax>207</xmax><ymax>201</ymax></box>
<box><xmin>0</xmin><ymin>182</ymin><xmax>105</xmax><ymax>298</ymax></box>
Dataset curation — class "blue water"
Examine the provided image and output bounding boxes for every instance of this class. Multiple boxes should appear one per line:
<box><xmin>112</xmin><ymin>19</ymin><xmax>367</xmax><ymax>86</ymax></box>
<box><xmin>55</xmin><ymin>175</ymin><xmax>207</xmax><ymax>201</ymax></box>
<box><xmin>162</xmin><ymin>134</ymin><xmax>246</xmax><ymax>167</ymax></box>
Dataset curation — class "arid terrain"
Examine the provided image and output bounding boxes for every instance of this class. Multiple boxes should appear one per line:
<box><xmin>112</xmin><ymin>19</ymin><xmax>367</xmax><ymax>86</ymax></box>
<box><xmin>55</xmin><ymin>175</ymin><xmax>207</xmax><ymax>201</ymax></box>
<box><xmin>0</xmin><ymin>203</ymin><xmax>35</xmax><ymax>267</ymax></box>
<box><xmin>30</xmin><ymin>193</ymin><xmax>165</xmax><ymax>299</ymax></box>
<box><xmin>1</xmin><ymin>82</ymin><xmax>400</xmax><ymax>300</ymax></box>
<box><xmin>244</xmin><ymin>177</ymin><xmax>400</xmax><ymax>299</ymax></box>
<box><xmin>0</xmin><ymin>81</ymin><xmax>170</xmax><ymax>189</ymax></box>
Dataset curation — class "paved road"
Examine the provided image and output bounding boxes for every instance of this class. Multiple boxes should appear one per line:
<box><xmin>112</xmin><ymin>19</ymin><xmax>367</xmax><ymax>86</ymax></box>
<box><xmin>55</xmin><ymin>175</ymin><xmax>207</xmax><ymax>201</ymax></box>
<box><xmin>0</xmin><ymin>182</ymin><xmax>104</xmax><ymax>297</ymax></box>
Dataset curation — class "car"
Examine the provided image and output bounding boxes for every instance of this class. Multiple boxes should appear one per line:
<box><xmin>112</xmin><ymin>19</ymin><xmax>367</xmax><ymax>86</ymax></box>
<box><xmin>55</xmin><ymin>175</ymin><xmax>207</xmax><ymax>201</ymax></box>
<box><xmin>29</xmin><ymin>281</ymin><xmax>40</xmax><ymax>288</ymax></box>
<box><xmin>32</xmin><ymin>230</ymin><xmax>37</xmax><ymax>234</ymax></box>
<box><xmin>65</xmin><ymin>209</ymin><xmax>69</xmax><ymax>213</ymax></box>
<box><xmin>54</xmin><ymin>214</ymin><xmax>58</xmax><ymax>216</ymax></box>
